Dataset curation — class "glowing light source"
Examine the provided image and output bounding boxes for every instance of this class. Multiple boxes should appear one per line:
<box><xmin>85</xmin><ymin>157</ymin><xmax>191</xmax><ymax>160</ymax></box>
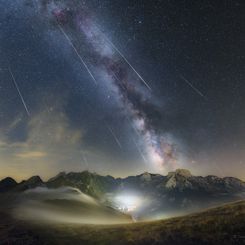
<box><xmin>114</xmin><ymin>194</ymin><xmax>141</xmax><ymax>212</ymax></box>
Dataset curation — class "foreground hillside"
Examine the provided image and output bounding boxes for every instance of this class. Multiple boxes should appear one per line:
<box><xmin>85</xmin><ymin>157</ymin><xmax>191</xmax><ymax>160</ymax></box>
<box><xmin>0</xmin><ymin>200</ymin><xmax>244</xmax><ymax>245</ymax></box>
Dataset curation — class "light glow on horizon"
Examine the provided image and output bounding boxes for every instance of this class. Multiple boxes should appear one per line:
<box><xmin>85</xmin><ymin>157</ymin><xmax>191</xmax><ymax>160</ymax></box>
<box><xmin>114</xmin><ymin>194</ymin><xmax>142</xmax><ymax>212</ymax></box>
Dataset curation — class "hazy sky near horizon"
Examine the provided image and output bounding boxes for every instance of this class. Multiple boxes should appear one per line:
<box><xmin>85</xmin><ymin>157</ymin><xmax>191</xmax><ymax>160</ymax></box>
<box><xmin>0</xmin><ymin>0</ymin><xmax>244</xmax><ymax>181</ymax></box>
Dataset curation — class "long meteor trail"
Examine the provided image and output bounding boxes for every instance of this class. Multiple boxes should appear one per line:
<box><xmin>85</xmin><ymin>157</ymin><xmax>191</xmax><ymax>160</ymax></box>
<box><xmin>180</xmin><ymin>75</ymin><xmax>207</xmax><ymax>100</ymax></box>
<box><xmin>57</xmin><ymin>24</ymin><xmax>98</xmax><ymax>85</ymax></box>
<box><xmin>99</xmin><ymin>30</ymin><xmax>152</xmax><ymax>91</ymax></box>
<box><xmin>106</xmin><ymin>124</ymin><xmax>123</xmax><ymax>150</ymax></box>
<box><xmin>81</xmin><ymin>151</ymin><xmax>89</xmax><ymax>170</ymax></box>
<box><xmin>132</xmin><ymin>138</ymin><xmax>147</xmax><ymax>163</ymax></box>
<box><xmin>8</xmin><ymin>67</ymin><xmax>30</xmax><ymax>116</ymax></box>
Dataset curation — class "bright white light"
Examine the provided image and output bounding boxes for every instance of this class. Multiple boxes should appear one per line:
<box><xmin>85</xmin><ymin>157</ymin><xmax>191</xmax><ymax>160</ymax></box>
<box><xmin>114</xmin><ymin>194</ymin><xmax>141</xmax><ymax>212</ymax></box>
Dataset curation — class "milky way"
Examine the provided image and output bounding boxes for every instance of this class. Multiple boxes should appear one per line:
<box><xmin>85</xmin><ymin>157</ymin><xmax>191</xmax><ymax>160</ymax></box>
<box><xmin>0</xmin><ymin>0</ymin><xmax>244</xmax><ymax>180</ymax></box>
<box><xmin>33</xmin><ymin>0</ymin><xmax>179</xmax><ymax>172</ymax></box>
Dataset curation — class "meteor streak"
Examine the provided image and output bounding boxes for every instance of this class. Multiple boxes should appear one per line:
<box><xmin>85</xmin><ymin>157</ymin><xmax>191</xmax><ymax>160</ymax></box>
<box><xmin>81</xmin><ymin>151</ymin><xmax>89</xmax><ymax>170</ymax></box>
<box><xmin>57</xmin><ymin>24</ymin><xmax>98</xmax><ymax>85</ymax></box>
<box><xmin>8</xmin><ymin>67</ymin><xmax>30</xmax><ymax>116</ymax></box>
<box><xmin>132</xmin><ymin>138</ymin><xmax>147</xmax><ymax>163</ymax></box>
<box><xmin>126</xmin><ymin>117</ymin><xmax>141</xmax><ymax>138</ymax></box>
<box><xmin>106</xmin><ymin>124</ymin><xmax>123</xmax><ymax>150</ymax></box>
<box><xmin>180</xmin><ymin>75</ymin><xmax>206</xmax><ymax>99</ymax></box>
<box><xmin>99</xmin><ymin>30</ymin><xmax>152</xmax><ymax>91</ymax></box>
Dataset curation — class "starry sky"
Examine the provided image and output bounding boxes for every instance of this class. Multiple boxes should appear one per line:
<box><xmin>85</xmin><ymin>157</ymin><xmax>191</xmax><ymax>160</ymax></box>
<box><xmin>0</xmin><ymin>0</ymin><xmax>244</xmax><ymax>181</ymax></box>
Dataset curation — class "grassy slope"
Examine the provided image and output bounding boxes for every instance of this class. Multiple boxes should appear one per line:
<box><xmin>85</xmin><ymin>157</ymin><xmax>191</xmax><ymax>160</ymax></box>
<box><xmin>0</xmin><ymin>200</ymin><xmax>244</xmax><ymax>245</ymax></box>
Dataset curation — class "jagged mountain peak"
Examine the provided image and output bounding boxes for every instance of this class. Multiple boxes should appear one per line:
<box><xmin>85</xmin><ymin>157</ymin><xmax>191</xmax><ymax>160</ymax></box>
<box><xmin>1</xmin><ymin>169</ymin><xmax>244</xmax><ymax>200</ymax></box>
<box><xmin>0</xmin><ymin>177</ymin><xmax>17</xmax><ymax>185</ymax></box>
<box><xmin>26</xmin><ymin>175</ymin><xmax>43</xmax><ymax>184</ymax></box>
<box><xmin>140</xmin><ymin>172</ymin><xmax>152</xmax><ymax>181</ymax></box>
<box><xmin>167</xmin><ymin>169</ymin><xmax>192</xmax><ymax>178</ymax></box>
<box><xmin>0</xmin><ymin>177</ymin><xmax>18</xmax><ymax>192</ymax></box>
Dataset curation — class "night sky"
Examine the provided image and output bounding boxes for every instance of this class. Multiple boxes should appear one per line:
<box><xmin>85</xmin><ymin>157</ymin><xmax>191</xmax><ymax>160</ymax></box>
<box><xmin>0</xmin><ymin>0</ymin><xmax>244</xmax><ymax>181</ymax></box>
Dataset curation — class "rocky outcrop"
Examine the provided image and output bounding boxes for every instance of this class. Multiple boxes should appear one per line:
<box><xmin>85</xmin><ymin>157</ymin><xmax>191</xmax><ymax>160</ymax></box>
<box><xmin>165</xmin><ymin>169</ymin><xmax>193</xmax><ymax>190</ymax></box>
<box><xmin>140</xmin><ymin>172</ymin><xmax>152</xmax><ymax>182</ymax></box>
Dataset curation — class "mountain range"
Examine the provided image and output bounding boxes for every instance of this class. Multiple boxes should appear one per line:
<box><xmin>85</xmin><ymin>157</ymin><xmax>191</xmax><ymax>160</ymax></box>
<box><xmin>1</xmin><ymin>169</ymin><xmax>244</xmax><ymax>219</ymax></box>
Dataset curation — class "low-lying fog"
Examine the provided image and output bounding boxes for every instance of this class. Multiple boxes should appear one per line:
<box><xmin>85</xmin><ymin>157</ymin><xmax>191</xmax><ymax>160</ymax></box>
<box><xmin>13</xmin><ymin>187</ymin><xmax>133</xmax><ymax>225</ymax></box>
<box><xmin>12</xmin><ymin>186</ymin><xmax>227</xmax><ymax>225</ymax></box>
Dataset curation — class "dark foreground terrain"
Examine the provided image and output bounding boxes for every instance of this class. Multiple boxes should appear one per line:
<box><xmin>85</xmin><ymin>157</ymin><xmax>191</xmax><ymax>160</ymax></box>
<box><xmin>0</xmin><ymin>200</ymin><xmax>244</xmax><ymax>245</ymax></box>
